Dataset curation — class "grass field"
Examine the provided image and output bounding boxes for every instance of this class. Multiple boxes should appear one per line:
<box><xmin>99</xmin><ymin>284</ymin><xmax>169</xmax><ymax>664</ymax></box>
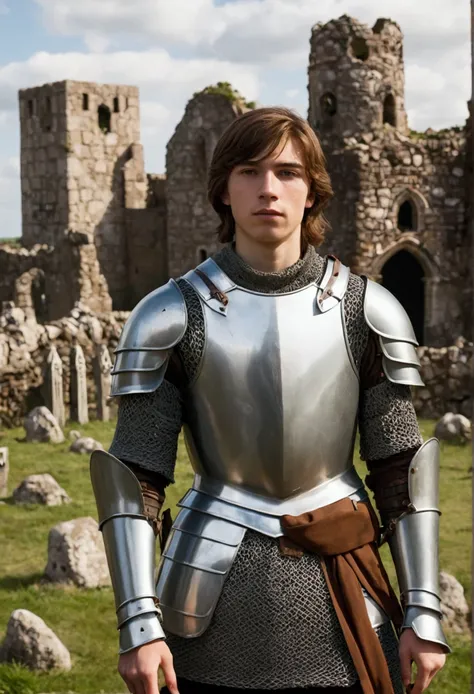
<box><xmin>0</xmin><ymin>418</ymin><xmax>471</xmax><ymax>693</ymax></box>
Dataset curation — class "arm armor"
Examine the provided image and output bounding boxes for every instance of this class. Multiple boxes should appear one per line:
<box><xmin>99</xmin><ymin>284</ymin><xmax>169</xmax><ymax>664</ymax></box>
<box><xmin>363</xmin><ymin>279</ymin><xmax>424</xmax><ymax>387</ymax></box>
<box><xmin>111</xmin><ymin>279</ymin><xmax>187</xmax><ymax>397</ymax></box>
<box><xmin>90</xmin><ymin>450</ymin><xmax>166</xmax><ymax>653</ymax></box>
<box><xmin>388</xmin><ymin>439</ymin><xmax>450</xmax><ymax>652</ymax></box>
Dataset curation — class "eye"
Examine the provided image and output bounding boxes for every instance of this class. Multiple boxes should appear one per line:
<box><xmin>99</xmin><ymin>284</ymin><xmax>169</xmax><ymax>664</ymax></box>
<box><xmin>240</xmin><ymin>168</ymin><xmax>257</xmax><ymax>175</ymax></box>
<box><xmin>280</xmin><ymin>170</ymin><xmax>298</xmax><ymax>178</ymax></box>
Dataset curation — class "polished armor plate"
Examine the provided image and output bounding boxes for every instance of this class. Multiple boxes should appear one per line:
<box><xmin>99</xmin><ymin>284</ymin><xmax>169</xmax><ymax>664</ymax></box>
<box><xmin>182</xmin><ymin>273</ymin><xmax>360</xmax><ymax>499</ymax></box>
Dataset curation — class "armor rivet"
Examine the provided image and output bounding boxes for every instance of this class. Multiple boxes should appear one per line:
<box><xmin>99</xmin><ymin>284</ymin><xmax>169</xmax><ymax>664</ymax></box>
<box><xmin>327</xmin><ymin>289</ymin><xmax>333</xmax><ymax>296</ymax></box>
<box><xmin>219</xmin><ymin>307</ymin><xmax>225</xmax><ymax>312</ymax></box>
<box><xmin>411</xmin><ymin>467</ymin><xmax>417</xmax><ymax>474</ymax></box>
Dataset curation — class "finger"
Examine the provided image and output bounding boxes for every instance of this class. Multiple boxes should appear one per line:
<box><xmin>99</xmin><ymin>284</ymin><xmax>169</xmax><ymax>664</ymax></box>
<box><xmin>160</xmin><ymin>654</ymin><xmax>179</xmax><ymax>694</ymax></box>
<box><xmin>411</xmin><ymin>665</ymin><xmax>431</xmax><ymax>694</ymax></box>
<box><xmin>399</xmin><ymin>650</ymin><xmax>412</xmax><ymax>688</ymax></box>
<box><xmin>143</xmin><ymin>673</ymin><xmax>159</xmax><ymax>694</ymax></box>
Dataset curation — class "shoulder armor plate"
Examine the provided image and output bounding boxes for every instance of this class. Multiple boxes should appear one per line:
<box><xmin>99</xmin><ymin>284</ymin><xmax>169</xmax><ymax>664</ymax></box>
<box><xmin>364</xmin><ymin>279</ymin><xmax>423</xmax><ymax>387</ymax></box>
<box><xmin>110</xmin><ymin>279</ymin><xmax>187</xmax><ymax>397</ymax></box>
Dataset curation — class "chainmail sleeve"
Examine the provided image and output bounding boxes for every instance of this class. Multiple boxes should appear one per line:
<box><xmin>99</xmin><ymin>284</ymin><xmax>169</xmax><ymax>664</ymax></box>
<box><xmin>359</xmin><ymin>379</ymin><xmax>423</xmax><ymax>462</ymax></box>
<box><xmin>109</xmin><ymin>278</ymin><xmax>206</xmax><ymax>483</ymax></box>
<box><xmin>109</xmin><ymin>379</ymin><xmax>183</xmax><ymax>483</ymax></box>
<box><xmin>343</xmin><ymin>273</ymin><xmax>423</xmax><ymax>530</ymax></box>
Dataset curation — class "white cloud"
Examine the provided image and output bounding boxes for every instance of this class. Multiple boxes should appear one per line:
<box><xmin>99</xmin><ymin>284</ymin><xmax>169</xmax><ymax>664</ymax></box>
<box><xmin>31</xmin><ymin>0</ymin><xmax>471</xmax><ymax>131</ymax></box>
<box><xmin>0</xmin><ymin>49</ymin><xmax>260</xmax><ymax>119</ymax></box>
<box><xmin>0</xmin><ymin>156</ymin><xmax>20</xmax><ymax>239</ymax></box>
<box><xmin>285</xmin><ymin>89</ymin><xmax>300</xmax><ymax>99</ymax></box>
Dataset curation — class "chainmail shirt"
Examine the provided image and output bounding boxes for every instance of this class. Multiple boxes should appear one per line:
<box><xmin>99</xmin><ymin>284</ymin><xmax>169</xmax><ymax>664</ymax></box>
<box><xmin>109</xmin><ymin>243</ymin><xmax>414</xmax><ymax>691</ymax></box>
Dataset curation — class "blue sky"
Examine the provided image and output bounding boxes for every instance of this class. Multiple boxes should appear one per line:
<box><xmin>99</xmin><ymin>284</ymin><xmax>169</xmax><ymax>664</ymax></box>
<box><xmin>0</xmin><ymin>0</ymin><xmax>470</xmax><ymax>238</ymax></box>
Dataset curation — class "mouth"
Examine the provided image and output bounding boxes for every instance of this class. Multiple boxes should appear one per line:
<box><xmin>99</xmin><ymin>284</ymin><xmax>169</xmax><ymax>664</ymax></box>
<box><xmin>254</xmin><ymin>210</ymin><xmax>284</xmax><ymax>217</ymax></box>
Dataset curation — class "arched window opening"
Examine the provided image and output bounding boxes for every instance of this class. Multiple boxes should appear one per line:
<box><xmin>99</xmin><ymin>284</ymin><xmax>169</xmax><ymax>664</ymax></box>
<box><xmin>32</xmin><ymin>272</ymin><xmax>47</xmax><ymax>324</ymax></box>
<box><xmin>398</xmin><ymin>199</ymin><xmax>418</xmax><ymax>232</ymax></box>
<box><xmin>82</xmin><ymin>93</ymin><xmax>89</xmax><ymax>111</ymax></box>
<box><xmin>383</xmin><ymin>93</ymin><xmax>396</xmax><ymax>126</ymax></box>
<box><xmin>27</xmin><ymin>100</ymin><xmax>34</xmax><ymax>118</ymax></box>
<box><xmin>41</xmin><ymin>96</ymin><xmax>53</xmax><ymax>132</ymax></box>
<box><xmin>198</xmin><ymin>248</ymin><xmax>208</xmax><ymax>263</ymax></box>
<box><xmin>113</xmin><ymin>96</ymin><xmax>120</xmax><ymax>113</ymax></box>
<box><xmin>98</xmin><ymin>104</ymin><xmax>111</xmax><ymax>133</ymax></box>
<box><xmin>320</xmin><ymin>92</ymin><xmax>337</xmax><ymax>117</ymax></box>
<box><xmin>350</xmin><ymin>36</ymin><xmax>370</xmax><ymax>61</ymax></box>
<box><xmin>382</xmin><ymin>250</ymin><xmax>425</xmax><ymax>344</ymax></box>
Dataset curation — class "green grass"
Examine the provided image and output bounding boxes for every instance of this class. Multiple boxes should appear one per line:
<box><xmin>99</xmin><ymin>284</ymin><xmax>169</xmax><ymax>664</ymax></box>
<box><xmin>0</xmin><ymin>419</ymin><xmax>471</xmax><ymax>693</ymax></box>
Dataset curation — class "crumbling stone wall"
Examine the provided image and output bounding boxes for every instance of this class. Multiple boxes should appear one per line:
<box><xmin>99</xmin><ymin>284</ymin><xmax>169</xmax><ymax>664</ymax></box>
<box><xmin>0</xmin><ymin>301</ymin><xmax>126</xmax><ymax>428</ymax></box>
<box><xmin>0</xmin><ymin>236</ymin><xmax>111</xmax><ymax>321</ymax></box>
<box><xmin>166</xmin><ymin>92</ymin><xmax>247</xmax><ymax>278</ymax></box>
<box><xmin>309</xmin><ymin>16</ymin><xmax>408</xmax><ymax>141</ymax></box>
<box><xmin>20</xmin><ymin>80</ymin><xmax>142</xmax><ymax>310</ymax></box>
<box><xmin>123</xmin><ymin>149</ymin><xmax>168</xmax><ymax>306</ymax></box>
<box><xmin>19</xmin><ymin>82</ymin><xmax>69</xmax><ymax>249</ymax></box>
<box><xmin>413</xmin><ymin>338</ymin><xmax>472</xmax><ymax>420</ymax></box>
<box><xmin>310</xmin><ymin>15</ymin><xmax>471</xmax><ymax>347</ymax></box>
<box><xmin>346</xmin><ymin>127</ymin><xmax>468</xmax><ymax>346</ymax></box>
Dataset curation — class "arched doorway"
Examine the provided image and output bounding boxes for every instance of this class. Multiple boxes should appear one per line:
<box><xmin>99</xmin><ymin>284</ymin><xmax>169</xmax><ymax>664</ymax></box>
<box><xmin>381</xmin><ymin>250</ymin><xmax>425</xmax><ymax>344</ymax></box>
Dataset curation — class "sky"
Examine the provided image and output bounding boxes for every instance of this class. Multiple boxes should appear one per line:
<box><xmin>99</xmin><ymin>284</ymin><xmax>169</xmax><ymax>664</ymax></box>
<box><xmin>0</xmin><ymin>0</ymin><xmax>470</xmax><ymax>239</ymax></box>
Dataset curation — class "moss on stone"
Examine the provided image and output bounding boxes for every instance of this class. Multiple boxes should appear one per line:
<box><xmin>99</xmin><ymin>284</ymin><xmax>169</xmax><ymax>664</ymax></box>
<box><xmin>194</xmin><ymin>82</ymin><xmax>256</xmax><ymax>109</ymax></box>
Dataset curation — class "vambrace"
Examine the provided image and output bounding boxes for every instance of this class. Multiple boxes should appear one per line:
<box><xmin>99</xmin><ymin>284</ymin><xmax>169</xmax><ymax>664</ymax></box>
<box><xmin>90</xmin><ymin>450</ymin><xmax>166</xmax><ymax>653</ymax></box>
<box><xmin>388</xmin><ymin>439</ymin><xmax>450</xmax><ymax>652</ymax></box>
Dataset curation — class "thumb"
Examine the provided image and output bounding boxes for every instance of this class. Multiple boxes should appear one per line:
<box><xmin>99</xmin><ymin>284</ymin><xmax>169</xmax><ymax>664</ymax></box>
<box><xmin>160</xmin><ymin>652</ymin><xmax>179</xmax><ymax>694</ymax></box>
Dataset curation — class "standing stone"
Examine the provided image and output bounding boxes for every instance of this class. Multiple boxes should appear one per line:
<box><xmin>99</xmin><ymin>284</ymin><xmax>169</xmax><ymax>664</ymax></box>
<box><xmin>434</xmin><ymin>412</ymin><xmax>471</xmax><ymax>443</ymax></box>
<box><xmin>70</xmin><ymin>343</ymin><xmax>88</xmax><ymax>424</ymax></box>
<box><xmin>0</xmin><ymin>609</ymin><xmax>71</xmax><ymax>671</ymax></box>
<box><xmin>44</xmin><ymin>516</ymin><xmax>111</xmax><ymax>588</ymax></box>
<box><xmin>44</xmin><ymin>346</ymin><xmax>65</xmax><ymax>428</ymax></box>
<box><xmin>439</xmin><ymin>571</ymin><xmax>470</xmax><ymax>634</ymax></box>
<box><xmin>24</xmin><ymin>406</ymin><xmax>65</xmax><ymax>444</ymax></box>
<box><xmin>13</xmin><ymin>473</ymin><xmax>71</xmax><ymax>506</ymax></box>
<box><xmin>0</xmin><ymin>447</ymin><xmax>8</xmax><ymax>497</ymax></box>
<box><xmin>93</xmin><ymin>343</ymin><xmax>112</xmax><ymax>421</ymax></box>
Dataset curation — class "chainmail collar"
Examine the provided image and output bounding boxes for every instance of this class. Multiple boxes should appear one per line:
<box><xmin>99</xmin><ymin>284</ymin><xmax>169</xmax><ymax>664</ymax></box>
<box><xmin>211</xmin><ymin>243</ymin><xmax>326</xmax><ymax>294</ymax></box>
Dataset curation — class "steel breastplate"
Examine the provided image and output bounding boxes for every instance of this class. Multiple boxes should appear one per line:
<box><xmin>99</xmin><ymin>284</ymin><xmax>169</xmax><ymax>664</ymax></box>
<box><xmin>181</xmin><ymin>258</ymin><xmax>360</xmax><ymax>500</ymax></box>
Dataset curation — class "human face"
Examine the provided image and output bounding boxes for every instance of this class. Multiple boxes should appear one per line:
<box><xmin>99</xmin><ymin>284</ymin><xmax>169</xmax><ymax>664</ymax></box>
<box><xmin>221</xmin><ymin>137</ymin><xmax>315</xmax><ymax>249</ymax></box>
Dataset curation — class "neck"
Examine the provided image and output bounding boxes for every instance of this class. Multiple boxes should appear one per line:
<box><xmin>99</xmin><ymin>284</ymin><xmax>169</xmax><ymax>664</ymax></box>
<box><xmin>234</xmin><ymin>228</ymin><xmax>302</xmax><ymax>272</ymax></box>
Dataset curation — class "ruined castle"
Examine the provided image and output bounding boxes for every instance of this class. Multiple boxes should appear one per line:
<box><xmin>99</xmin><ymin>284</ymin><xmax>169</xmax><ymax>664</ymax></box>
<box><xmin>0</xmin><ymin>15</ymin><xmax>472</xmax><ymax>350</ymax></box>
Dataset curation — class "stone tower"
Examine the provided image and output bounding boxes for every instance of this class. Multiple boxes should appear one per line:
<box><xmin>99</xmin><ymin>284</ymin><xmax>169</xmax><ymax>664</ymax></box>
<box><xmin>308</xmin><ymin>15</ymin><xmax>408</xmax><ymax>140</ymax></box>
<box><xmin>19</xmin><ymin>80</ymin><xmax>142</xmax><ymax>309</ymax></box>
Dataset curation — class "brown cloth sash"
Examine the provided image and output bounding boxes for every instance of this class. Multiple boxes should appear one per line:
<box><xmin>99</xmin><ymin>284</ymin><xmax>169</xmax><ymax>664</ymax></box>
<box><xmin>281</xmin><ymin>497</ymin><xmax>403</xmax><ymax>694</ymax></box>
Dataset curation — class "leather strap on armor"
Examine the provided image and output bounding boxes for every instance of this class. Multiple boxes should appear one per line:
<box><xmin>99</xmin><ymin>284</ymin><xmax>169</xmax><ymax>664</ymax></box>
<box><xmin>388</xmin><ymin>439</ymin><xmax>450</xmax><ymax>652</ymax></box>
<box><xmin>90</xmin><ymin>450</ymin><xmax>166</xmax><ymax>653</ymax></box>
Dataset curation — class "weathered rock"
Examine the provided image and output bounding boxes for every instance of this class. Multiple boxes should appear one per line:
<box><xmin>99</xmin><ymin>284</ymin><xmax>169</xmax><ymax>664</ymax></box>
<box><xmin>24</xmin><ymin>406</ymin><xmax>65</xmax><ymax>444</ymax></box>
<box><xmin>13</xmin><ymin>473</ymin><xmax>71</xmax><ymax>506</ymax></box>
<box><xmin>0</xmin><ymin>609</ymin><xmax>71</xmax><ymax>671</ymax></box>
<box><xmin>69</xmin><ymin>436</ymin><xmax>104</xmax><ymax>454</ymax></box>
<box><xmin>44</xmin><ymin>516</ymin><xmax>111</xmax><ymax>588</ymax></box>
<box><xmin>439</xmin><ymin>571</ymin><xmax>470</xmax><ymax>634</ymax></box>
<box><xmin>434</xmin><ymin>412</ymin><xmax>471</xmax><ymax>443</ymax></box>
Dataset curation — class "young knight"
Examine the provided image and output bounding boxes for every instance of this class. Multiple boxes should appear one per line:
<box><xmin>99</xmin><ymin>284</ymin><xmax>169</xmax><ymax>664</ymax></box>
<box><xmin>90</xmin><ymin>107</ymin><xmax>449</xmax><ymax>694</ymax></box>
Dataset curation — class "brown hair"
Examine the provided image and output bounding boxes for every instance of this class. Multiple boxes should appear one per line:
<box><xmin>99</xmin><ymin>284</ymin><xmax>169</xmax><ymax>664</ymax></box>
<box><xmin>207</xmin><ymin>106</ymin><xmax>333</xmax><ymax>248</ymax></box>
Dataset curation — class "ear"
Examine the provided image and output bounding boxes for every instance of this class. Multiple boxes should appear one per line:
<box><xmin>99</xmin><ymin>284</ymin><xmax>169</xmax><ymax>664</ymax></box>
<box><xmin>305</xmin><ymin>192</ymin><xmax>316</xmax><ymax>209</ymax></box>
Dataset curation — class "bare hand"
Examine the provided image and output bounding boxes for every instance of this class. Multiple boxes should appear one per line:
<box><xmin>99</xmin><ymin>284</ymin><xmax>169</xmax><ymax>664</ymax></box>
<box><xmin>118</xmin><ymin>639</ymin><xmax>179</xmax><ymax>694</ymax></box>
<box><xmin>399</xmin><ymin>629</ymin><xmax>446</xmax><ymax>693</ymax></box>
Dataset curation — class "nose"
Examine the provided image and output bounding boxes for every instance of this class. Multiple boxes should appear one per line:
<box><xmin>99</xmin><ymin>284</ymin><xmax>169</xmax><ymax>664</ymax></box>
<box><xmin>258</xmin><ymin>170</ymin><xmax>278</xmax><ymax>201</ymax></box>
